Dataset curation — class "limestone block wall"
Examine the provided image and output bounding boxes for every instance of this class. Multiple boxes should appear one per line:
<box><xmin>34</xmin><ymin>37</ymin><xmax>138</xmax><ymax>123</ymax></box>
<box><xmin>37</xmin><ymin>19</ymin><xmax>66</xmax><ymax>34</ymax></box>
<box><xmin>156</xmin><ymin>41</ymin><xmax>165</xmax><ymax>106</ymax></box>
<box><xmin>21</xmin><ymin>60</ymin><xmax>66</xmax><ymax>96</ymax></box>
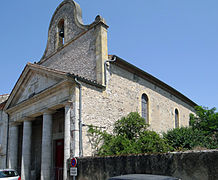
<box><xmin>0</xmin><ymin>95</ymin><xmax>9</xmax><ymax>168</ymax></box>
<box><xmin>80</xmin><ymin>64</ymin><xmax>195</xmax><ymax>156</ymax></box>
<box><xmin>0</xmin><ymin>111</ymin><xmax>8</xmax><ymax>169</ymax></box>
<box><xmin>76</xmin><ymin>150</ymin><xmax>218</xmax><ymax>180</ymax></box>
<box><xmin>108</xmin><ymin>64</ymin><xmax>195</xmax><ymax>132</ymax></box>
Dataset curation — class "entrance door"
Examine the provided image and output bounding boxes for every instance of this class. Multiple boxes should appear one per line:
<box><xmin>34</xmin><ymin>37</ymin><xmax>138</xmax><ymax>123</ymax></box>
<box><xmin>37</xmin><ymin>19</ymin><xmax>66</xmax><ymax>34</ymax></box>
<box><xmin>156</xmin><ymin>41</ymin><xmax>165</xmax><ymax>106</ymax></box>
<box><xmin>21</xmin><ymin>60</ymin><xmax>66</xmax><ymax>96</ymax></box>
<box><xmin>55</xmin><ymin>139</ymin><xmax>64</xmax><ymax>180</ymax></box>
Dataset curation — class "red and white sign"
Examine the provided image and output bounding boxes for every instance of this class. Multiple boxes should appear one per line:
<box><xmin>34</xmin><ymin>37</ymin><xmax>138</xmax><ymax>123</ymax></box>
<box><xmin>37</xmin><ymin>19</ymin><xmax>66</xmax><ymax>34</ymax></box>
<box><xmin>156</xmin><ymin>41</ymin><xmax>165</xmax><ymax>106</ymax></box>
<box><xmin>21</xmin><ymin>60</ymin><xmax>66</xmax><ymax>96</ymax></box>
<box><xmin>71</xmin><ymin>157</ymin><xmax>77</xmax><ymax>167</ymax></box>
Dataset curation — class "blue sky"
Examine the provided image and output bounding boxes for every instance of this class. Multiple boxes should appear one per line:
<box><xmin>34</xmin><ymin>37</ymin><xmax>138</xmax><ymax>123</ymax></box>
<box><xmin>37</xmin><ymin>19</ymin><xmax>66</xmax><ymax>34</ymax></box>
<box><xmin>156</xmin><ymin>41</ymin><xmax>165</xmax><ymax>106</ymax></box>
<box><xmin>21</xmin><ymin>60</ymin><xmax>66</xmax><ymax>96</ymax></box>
<box><xmin>0</xmin><ymin>0</ymin><xmax>217</xmax><ymax>109</ymax></box>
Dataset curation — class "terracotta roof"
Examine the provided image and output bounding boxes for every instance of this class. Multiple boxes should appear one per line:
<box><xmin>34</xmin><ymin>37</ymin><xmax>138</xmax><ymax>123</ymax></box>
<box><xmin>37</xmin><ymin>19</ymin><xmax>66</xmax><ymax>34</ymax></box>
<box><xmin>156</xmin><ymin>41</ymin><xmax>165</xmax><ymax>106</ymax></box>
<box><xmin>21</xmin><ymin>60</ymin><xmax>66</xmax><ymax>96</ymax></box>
<box><xmin>0</xmin><ymin>94</ymin><xmax>9</xmax><ymax>97</ymax></box>
<box><xmin>0</xmin><ymin>102</ymin><xmax>6</xmax><ymax>110</ymax></box>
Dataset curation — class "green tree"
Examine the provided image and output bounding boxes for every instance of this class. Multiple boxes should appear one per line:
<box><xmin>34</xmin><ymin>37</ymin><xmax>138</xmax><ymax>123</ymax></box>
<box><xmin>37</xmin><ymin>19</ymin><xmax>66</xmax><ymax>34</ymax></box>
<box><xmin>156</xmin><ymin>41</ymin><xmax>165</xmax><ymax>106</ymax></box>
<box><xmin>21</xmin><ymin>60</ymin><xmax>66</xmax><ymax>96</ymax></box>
<box><xmin>113</xmin><ymin>112</ymin><xmax>148</xmax><ymax>139</ymax></box>
<box><xmin>163</xmin><ymin>127</ymin><xmax>212</xmax><ymax>150</ymax></box>
<box><xmin>190</xmin><ymin>106</ymin><xmax>218</xmax><ymax>136</ymax></box>
<box><xmin>88</xmin><ymin>112</ymin><xmax>171</xmax><ymax>156</ymax></box>
<box><xmin>164</xmin><ymin>106</ymin><xmax>218</xmax><ymax>150</ymax></box>
<box><xmin>137</xmin><ymin>131</ymin><xmax>172</xmax><ymax>153</ymax></box>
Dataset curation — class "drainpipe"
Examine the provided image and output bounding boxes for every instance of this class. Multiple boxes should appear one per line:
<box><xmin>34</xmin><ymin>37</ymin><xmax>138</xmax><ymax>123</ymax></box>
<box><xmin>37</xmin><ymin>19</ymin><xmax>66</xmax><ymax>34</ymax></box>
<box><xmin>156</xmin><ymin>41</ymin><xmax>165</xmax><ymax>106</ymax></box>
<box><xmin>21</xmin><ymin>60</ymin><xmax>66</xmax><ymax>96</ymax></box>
<box><xmin>104</xmin><ymin>56</ymin><xmax>116</xmax><ymax>86</ymax></box>
<box><xmin>74</xmin><ymin>77</ymin><xmax>83</xmax><ymax>157</ymax></box>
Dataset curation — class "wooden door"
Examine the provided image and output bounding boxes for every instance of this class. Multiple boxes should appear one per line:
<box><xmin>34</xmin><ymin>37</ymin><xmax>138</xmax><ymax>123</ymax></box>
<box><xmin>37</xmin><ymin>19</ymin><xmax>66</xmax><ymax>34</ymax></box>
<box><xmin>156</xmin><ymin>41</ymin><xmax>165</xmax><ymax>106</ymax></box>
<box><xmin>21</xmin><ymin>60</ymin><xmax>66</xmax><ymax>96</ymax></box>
<box><xmin>55</xmin><ymin>139</ymin><xmax>64</xmax><ymax>180</ymax></box>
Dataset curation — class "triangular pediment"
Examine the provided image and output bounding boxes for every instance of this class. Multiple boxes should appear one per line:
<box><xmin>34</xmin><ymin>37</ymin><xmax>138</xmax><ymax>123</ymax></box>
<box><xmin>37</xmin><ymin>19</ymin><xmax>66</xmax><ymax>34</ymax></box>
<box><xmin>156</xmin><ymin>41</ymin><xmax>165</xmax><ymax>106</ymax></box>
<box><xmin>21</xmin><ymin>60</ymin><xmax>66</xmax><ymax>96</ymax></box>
<box><xmin>13</xmin><ymin>72</ymin><xmax>62</xmax><ymax>106</ymax></box>
<box><xmin>5</xmin><ymin>63</ymin><xmax>67</xmax><ymax>109</ymax></box>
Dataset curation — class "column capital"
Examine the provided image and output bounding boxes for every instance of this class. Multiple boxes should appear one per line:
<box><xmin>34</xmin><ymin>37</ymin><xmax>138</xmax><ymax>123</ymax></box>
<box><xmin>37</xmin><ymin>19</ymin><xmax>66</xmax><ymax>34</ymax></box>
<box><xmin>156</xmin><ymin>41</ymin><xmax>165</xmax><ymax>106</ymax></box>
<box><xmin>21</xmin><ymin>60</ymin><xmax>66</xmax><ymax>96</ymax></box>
<box><xmin>22</xmin><ymin>117</ymin><xmax>34</xmax><ymax>122</ymax></box>
<box><xmin>64</xmin><ymin>101</ymin><xmax>73</xmax><ymax>107</ymax></box>
<box><xmin>43</xmin><ymin>109</ymin><xmax>55</xmax><ymax>115</ymax></box>
<box><xmin>9</xmin><ymin>121</ymin><xmax>22</xmax><ymax>126</ymax></box>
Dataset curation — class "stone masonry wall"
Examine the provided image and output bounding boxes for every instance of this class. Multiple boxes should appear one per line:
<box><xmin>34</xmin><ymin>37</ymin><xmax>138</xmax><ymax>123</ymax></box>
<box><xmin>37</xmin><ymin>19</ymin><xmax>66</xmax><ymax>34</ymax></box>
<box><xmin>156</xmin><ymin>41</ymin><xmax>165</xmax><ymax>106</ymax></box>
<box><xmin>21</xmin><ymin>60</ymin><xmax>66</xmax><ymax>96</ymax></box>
<box><xmin>41</xmin><ymin>29</ymin><xmax>97</xmax><ymax>81</ymax></box>
<box><xmin>39</xmin><ymin>0</ymin><xmax>108</xmax><ymax>85</ymax></box>
<box><xmin>0</xmin><ymin>111</ymin><xmax>8</xmax><ymax>169</ymax></box>
<box><xmin>76</xmin><ymin>150</ymin><xmax>218</xmax><ymax>180</ymax></box>
<box><xmin>0</xmin><ymin>94</ymin><xmax>9</xmax><ymax>168</ymax></box>
<box><xmin>81</xmin><ymin>64</ymin><xmax>195</xmax><ymax>156</ymax></box>
<box><xmin>41</xmin><ymin>1</ymin><xmax>84</xmax><ymax>58</ymax></box>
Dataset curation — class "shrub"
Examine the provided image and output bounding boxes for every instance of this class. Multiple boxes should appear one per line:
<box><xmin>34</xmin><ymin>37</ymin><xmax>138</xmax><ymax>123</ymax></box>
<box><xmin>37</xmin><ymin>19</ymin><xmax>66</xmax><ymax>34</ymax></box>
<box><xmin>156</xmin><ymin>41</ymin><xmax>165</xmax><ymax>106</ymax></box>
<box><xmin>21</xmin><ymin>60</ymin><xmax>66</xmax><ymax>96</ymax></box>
<box><xmin>113</xmin><ymin>112</ymin><xmax>148</xmax><ymax>140</ymax></box>
<box><xmin>138</xmin><ymin>131</ymin><xmax>173</xmax><ymax>153</ymax></box>
<box><xmin>163</xmin><ymin>127</ymin><xmax>217</xmax><ymax>150</ymax></box>
<box><xmin>190</xmin><ymin>106</ymin><xmax>218</xmax><ymax>136</ymax></box>
<box><xmin>88</xmin><ymin>112</ymin><xmax>171</xmax><ymax>156</ymax></box>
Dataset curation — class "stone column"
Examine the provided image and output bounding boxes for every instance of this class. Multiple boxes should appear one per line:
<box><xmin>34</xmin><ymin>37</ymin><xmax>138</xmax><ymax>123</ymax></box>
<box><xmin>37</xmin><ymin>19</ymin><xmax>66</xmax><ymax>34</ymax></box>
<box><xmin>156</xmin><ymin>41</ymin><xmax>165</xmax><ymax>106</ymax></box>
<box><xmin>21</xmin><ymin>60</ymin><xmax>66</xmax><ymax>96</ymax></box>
<box><xmin>21</xmin><ymin>121</ymin><xmax>32</xmax><ymax>180</ymax></box>
<box><xmin>8</xmin><ymin>125</ymin><xmax>19</xmax><ymax>170</ymax></box>
<box><xmin>64</xmin><ymin>103</ymin><xmax>71</xmax><ymax>180</ymax></box>
<box><xmin>41</xmin><ymin>111</ymin><xmax>53</xmax><ymax>180</ymax></box>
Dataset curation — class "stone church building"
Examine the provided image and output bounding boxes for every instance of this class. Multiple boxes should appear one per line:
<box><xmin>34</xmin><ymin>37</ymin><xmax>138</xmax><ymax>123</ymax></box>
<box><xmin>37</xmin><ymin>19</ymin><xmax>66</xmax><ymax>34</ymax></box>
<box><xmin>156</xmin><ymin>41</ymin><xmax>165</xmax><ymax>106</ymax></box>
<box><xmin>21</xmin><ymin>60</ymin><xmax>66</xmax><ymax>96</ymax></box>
<box><xmin>0</xmin><ymin>0</ymin><xmax>196</xmax><ymax>180</ymax></box>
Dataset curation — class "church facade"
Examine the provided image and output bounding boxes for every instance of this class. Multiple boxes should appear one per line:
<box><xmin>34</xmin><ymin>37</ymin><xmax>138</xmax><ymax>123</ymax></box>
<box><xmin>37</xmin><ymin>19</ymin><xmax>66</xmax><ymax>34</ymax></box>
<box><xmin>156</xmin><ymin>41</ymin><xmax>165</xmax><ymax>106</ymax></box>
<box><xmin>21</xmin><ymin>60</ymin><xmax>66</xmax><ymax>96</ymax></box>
<box><xmin>0</xmin><ymin>0</ymin><xmax>196</xmax><ymax>180</ymax></box>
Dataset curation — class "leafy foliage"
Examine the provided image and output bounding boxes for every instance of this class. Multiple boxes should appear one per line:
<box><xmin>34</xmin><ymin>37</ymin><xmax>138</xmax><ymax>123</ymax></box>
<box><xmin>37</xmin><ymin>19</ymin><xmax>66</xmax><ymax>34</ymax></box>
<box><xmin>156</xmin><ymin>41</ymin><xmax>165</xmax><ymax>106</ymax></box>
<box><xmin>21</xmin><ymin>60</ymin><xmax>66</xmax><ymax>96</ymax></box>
<box><xmin>87</xmin><ymin>125</ymin><xmax>107</xmax><ymax>155</ymax></box>
<box><xmin>190</xmin><ymin>106</ymin><xmax>218</xmax><ymax>149</ymax></box>
<box><xmin>88</xmin><ymin>106</ymin><xmax>218</xmax><ymax>156</ymax></box>
<box><xmin>164</xmin><ymin>106</ymin><xmax>218</xmax><ymax>150</ymax></box>
<box><xmin>163</xmin><ymin>127</ymin><xmax>214</xmax><ymax>150</ymax></box>
<box><xmin>137</xmin><ymin>131</ymin><xmax>173</xmax><ymax>153</ymax></box>
<box><xmin>88</xmin><ymin>112</ymin><xmax>171</xmax><ymax>156</ymax></box>
<box><xmin>190</xmin><ymin>106</ymin><xmax>218</xmax><ymax>135</ymax></box>
<box><xmin>113</xmin><ymin>112</ymin><xmax>148</xmax><ymax>139</ymax></box>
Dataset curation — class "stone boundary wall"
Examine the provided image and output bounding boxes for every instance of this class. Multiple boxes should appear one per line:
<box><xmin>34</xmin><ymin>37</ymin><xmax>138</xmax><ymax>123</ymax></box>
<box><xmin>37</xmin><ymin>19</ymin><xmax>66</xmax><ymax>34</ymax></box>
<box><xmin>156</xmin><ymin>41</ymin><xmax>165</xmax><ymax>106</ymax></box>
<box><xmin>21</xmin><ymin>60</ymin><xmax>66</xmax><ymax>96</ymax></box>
<box><xmin>76</xmin><ymin>150</ymin><xmax>218</xmax><ymax>180</ymax></box>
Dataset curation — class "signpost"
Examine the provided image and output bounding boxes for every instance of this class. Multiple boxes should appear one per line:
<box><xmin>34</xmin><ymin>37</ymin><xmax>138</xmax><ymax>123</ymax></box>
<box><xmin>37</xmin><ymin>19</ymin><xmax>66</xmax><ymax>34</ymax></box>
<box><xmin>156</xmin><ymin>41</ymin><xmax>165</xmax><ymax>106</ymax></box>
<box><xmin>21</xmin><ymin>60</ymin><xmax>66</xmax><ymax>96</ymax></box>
<box><xmin>71</xmin><ymin>157</ymin><xmax>77</xmax><ymax>167</ymax></box>
<box><xmin>70</xmin><ymin>157</ymin><xmax>77</xmax><ymax>180</ymax></box>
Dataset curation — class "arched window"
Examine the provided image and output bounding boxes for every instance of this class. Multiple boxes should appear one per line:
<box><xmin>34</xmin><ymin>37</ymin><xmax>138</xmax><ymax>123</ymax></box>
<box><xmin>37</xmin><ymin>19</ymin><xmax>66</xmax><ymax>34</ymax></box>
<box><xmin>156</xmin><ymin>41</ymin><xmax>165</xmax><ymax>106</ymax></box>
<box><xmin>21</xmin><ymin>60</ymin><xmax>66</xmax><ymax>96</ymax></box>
<box><xmin>141</xmin><ymin>93</ymin><xmax>148</xmax><ymax>123</ymax></box>
<box><xmin>57</xmin><ymin>19</ymin><xmax>65</xmax><ymax>47</ymax></box>
<box><xmin>175</xmin><ymin>108</ymin><xmax>179</xmax><ymax>128</ymax></box>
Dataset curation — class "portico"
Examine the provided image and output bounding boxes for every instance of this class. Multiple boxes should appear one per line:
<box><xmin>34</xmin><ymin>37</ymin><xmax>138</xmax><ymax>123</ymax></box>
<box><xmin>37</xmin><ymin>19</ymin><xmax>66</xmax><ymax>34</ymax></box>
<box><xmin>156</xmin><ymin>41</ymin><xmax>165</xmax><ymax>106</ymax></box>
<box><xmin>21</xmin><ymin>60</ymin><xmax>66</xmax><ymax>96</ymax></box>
<box><xmin>4</xmin><ymin>63</ymin><xmax>80</xmax><ymax>180</ymax></box>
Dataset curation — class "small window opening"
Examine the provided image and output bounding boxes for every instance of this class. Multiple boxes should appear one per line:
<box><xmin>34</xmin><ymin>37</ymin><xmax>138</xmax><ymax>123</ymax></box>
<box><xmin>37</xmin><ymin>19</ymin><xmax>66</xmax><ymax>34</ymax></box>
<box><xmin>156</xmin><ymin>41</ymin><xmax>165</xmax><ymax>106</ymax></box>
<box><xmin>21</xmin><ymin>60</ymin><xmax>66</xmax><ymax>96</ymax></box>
<box><xmin>175</xmin><ymin>108</ymin><xmax>179</xmax><ymax>128</ymax></box>
<box><xmin>141</xmin><ymin>93</ymin><xmax>149</xmax><ymax>123</ymax></box>
<box><xmin>58</xmin><ymin>19</ymin><xmax>65</xmax><ymax>47</ymax></box>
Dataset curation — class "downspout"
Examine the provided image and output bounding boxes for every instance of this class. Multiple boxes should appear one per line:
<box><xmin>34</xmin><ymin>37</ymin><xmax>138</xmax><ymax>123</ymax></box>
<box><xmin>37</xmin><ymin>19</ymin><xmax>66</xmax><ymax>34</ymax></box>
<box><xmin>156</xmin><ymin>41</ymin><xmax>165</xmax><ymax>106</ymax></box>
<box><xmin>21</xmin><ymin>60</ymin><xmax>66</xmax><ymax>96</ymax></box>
<box><xmin>74</xmin><ymin>77</ymin><xmax>83</xmax><ymax>157</ymax></box>
<box><xmin>104</xmin><ymin>56</ymin><xmax>117</xmax><ymax>86</ymax></box>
